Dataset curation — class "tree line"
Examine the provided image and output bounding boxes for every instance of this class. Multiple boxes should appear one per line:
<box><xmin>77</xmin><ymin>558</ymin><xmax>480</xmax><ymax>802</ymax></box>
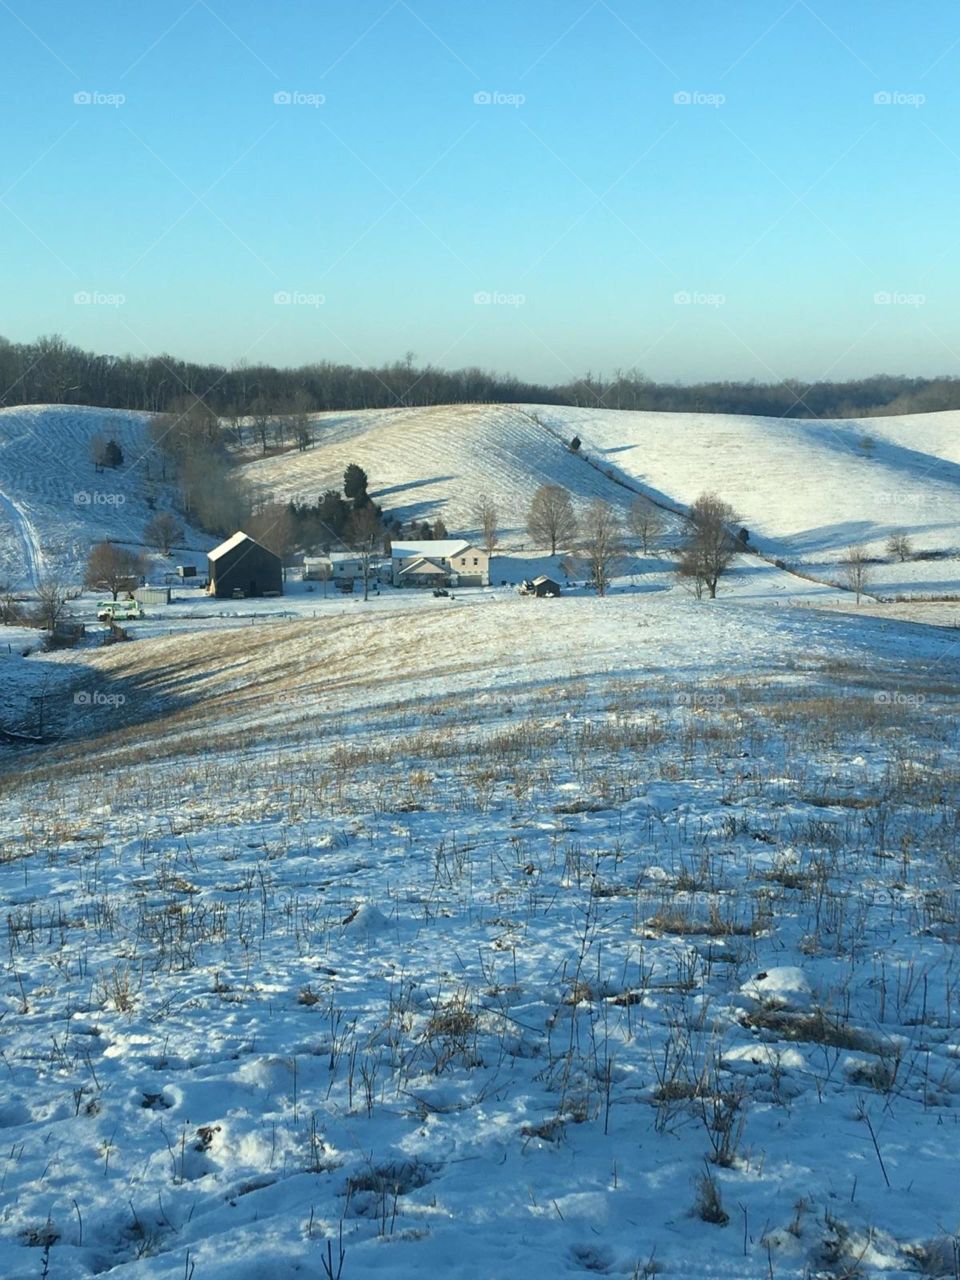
<box><xmin>4</xmin><ymin>333</ymin><xmax>960</xmax><ymax>419</ymax></box>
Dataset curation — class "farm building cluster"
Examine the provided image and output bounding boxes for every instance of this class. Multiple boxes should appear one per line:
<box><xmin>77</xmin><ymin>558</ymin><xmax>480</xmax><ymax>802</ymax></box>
<box><xmin>204</xmin><ymin>533</ymin><xmax>490</xmax><ymax>598</ymax></box>
<box><xmin>303</xmin><ymin>539</ymin><xmax>490</xmax><ymax>591</ymax></box>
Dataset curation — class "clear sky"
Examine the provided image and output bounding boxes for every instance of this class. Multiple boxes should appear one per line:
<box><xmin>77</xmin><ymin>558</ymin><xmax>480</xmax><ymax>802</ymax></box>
<box><xmin>3</xmin><ymin>0</ymin><xmax>960</xmax><ymax>384</ymax></box>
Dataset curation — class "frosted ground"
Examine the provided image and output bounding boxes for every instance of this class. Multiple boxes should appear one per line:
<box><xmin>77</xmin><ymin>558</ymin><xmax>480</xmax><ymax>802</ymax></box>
<box><xmin>2</xmin><ymin>594</ymin><xmax>960</xmax><ymax>1279</ymax></box>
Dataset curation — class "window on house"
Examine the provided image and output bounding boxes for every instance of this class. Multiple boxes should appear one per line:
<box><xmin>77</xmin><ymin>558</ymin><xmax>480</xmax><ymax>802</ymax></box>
<box><xmin>473</xmin><ymin>558</ymin><xmax>478</xmax><ymax>566</ymax></box>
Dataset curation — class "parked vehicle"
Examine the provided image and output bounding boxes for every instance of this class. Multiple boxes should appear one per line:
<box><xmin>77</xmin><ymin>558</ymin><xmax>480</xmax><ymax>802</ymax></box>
<box><xmin>96</xmin><ymin>600</ymin><xmax>144</xmax><ymax>622</ymax></box>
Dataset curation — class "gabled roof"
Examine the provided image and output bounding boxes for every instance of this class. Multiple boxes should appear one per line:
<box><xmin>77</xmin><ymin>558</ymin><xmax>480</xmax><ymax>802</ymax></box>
<box><xmin>532</xmin><ymin>575</ymin><xmax>559</xmax><ymax>586</ymax></box>
<box><xmin>208</xmin><ymin>531</ymin><xmax>253</xmax><ymax>561</ymax></box>
<box><xmin>391</xmin><ymin>539</ymin><xmax>471</xmax><ymax>560</ymax></box>
<box><xmin>208</xmin><ymin>530</ymin><xmax>276</xmax><ymax>562</ymax></box>
<box><xmin>398</xmin><ymin>556</ymin><xmax>448</xmax><ymax>576</ymax></box>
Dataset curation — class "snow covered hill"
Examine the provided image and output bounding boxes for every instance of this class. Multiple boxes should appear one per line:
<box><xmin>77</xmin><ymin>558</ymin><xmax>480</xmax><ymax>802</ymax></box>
<box><xmin>4</xmin><ymin>399</ymin><xmax>960</xmax><ymax>598</ymax></box>
<box><xmin>0</xmin><ymin>405</ymin><xmax>209</xmax><ymax>587</ymax></box>
<box><xmin>240</xmin><ymin>400</ymin><xmax>960</xmax><ymax>595</ymax></box>
<box><xmin>238</xmin><ymin>402</ymin><xmax>646</xmax><ymax>541</ymax></box>
<box><xmin>532</xmin><ymin>404</ymin><xmax>960</xmax><ymax>582</ymax></box>
<box><xmin>2</xmin><ymin>593</ymin><xmax>960</xmax><ymax>1279</ymax></box>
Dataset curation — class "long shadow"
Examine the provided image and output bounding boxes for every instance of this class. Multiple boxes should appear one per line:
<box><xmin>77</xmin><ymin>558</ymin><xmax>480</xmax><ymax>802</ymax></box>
<box><xmin>7</xmin><ymin>597</ymin><xmax>960</xmax><ymax>786</ymax></box>
<box><xmin>791</xmin><ymin>417</ymin><xmax>960</xmax><ymax>493</ymax></box>
<box><xmin>778</xmin><ymin>519</ymin><xmax>960</xmax><ymax>557</ymax></box>
<box><xmin>374</xmin><ymin>475</ymin><xmax>456</xmax><ymax>498</ymax></box>
<box><xmin>0</xmin><ymin>649</ymin><xmax>210</xmax><ymax>778</ymax></box>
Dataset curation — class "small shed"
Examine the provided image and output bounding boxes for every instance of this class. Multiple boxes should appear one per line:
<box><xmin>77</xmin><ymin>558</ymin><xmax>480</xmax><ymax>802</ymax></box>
<box><xmin>530</xmin><ymin>575</ymin><xmax>561</xmax><ymax>598</ymax></box>
<box><xmin>177</xmin><ymin>564</ymin><xmax>197</xmax><ymax>579</ymax></box>
<box><xmin>207</xmin><ymin>532</ymin><xmax>283</xmax><ymax>599</ymax></box>
<box><xmin>135</xmin><ymin>586</ymin><xmax>171</xmax><ymax>606</ymax></box>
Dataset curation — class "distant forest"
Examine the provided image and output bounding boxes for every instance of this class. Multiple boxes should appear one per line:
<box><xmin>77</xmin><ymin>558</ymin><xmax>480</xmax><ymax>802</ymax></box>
<box><xmin>3</xmin><ymin>333</ymin><xmax>960</xmax><ymax>420</ymax></box>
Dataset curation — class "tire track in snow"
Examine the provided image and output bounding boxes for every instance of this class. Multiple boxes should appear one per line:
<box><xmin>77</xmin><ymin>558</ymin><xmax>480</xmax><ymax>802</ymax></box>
<box><xmin>0</xmin><ymin>489</ymin><xmax>44</xmax><ymax>588</ymax></box>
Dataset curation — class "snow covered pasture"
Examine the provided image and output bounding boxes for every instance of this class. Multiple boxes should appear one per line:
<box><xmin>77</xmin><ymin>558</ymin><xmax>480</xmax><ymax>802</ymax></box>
<box><xmin>0</xmin><ymin>405</ymin><xmax>208</xmax><ymax>587</ymax></box>
<box><xmin>2</xmin><ymin>594</ymin><xmax>960</xmax><ymax>1279</ymax></box>
<box><xmin>238</xmin><ymin>403</ymin><xmax>647</xmax><ymax>541</ymax></box>
<box><xmin>531</xmin><ymin>405</ymin><xmax>960</xmax><ymax>596</ymax></box>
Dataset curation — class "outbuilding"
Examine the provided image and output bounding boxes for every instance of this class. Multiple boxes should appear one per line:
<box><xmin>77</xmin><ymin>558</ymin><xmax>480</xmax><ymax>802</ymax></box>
<box><xmin>207</xmin><ymin>531</ymin><xmax>283</xmax><ymax>599</ymax></box>
<box><xmin>134</xmin><ymin>585</ymin><xmax>171</xmax><ymax>606</ymax></box>
<box><xmin>528</xmin><ymin>576</ymin><xmax>561</xmax><ymax>597</ymax></box>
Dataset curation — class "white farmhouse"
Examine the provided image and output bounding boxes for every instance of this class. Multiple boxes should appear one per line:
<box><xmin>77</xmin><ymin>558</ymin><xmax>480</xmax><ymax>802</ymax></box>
<box><xmin>304</xmin><ymin>552</ymin><xmax>387</xmax><ymax>585</ymax></box>
<box><xmin>390</xmin><ymin>539</ymin><xmax>490</xmax><ymax>588</ymax></box>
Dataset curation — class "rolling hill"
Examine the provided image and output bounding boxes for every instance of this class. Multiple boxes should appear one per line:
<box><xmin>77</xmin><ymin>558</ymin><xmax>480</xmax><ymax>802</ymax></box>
<box><xmin>534</xmin><ymin>405</ymin><xmax>960</xmax><ymax>568</ymax></box>
<box><xmin>4</xmin><ymin>400</ymin><xmax>960</xmax><ymax>597</ymax></box>
<box><xmin>0</xmin><ymin>405</ymin><xmax>210</xmax><ymax>588</ymax></box>
<box><xmin>237</xmin><ymin>402</ymin><xmax>645</xmax><ymax>541</ymax></box>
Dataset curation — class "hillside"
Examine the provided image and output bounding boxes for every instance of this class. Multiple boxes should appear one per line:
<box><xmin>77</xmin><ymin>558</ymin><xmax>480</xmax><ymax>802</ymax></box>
<box><xmin>239</xmin><ymin>401</ymin><xmax>960</xmax><ymax>595</ymax></box>
<box><xmin>535</xmin><ymin>405</ymin><xmax>960</xmax><ymax>575</ymax></box>
<box><xmin>0</xmin><ymin>405</ymin><xmax>209</xmax><ymax>587</ymax></box>
<box><xmin>4</xmin><ymin>400</ymin><xmax>960</xmax><ymax>599</ymax></box>
<box><xmin>2</xmin><ymin>595</ymin><xmax>960</xmax><ymax>1278</ymax></box>
<box><xmin>237</xmin><ymin>403</ymin><xmax>648</xmax><ymax>542</ymax></box>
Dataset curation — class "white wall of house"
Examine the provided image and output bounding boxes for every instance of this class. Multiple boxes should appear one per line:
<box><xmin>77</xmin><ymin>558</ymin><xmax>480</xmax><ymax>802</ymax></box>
<box><xmin>391</xmin><ymin>543</ymin><xmax>489</xmax><ymax>587</ymax></box>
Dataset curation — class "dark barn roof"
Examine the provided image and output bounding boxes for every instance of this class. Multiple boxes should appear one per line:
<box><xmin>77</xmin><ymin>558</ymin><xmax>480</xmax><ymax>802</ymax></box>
<box><xmin>207</xmin><ymin>531</ymin><xmax>283</xmax><ymax>598</ymax></box>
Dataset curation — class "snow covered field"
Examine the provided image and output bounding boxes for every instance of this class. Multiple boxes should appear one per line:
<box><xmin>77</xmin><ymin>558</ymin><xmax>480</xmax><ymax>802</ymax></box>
<box><xmin>0</xmin><ymin>406</ymin><xmax>210</xmax><ymax>587</ymax></box>
<box><xmin>529</xmin><ymin>404</ymin><xmax>960</xmax><ymax>594</ymax></box>
<box><xmin>2</xmin><ymin>594</ymin><xmax>960</xmax><ymax>1279</ymax></box>
<box><xmin>238</xmin><ymin>402</ymin><xmax>644</xmax><ymax>542</ymax></box>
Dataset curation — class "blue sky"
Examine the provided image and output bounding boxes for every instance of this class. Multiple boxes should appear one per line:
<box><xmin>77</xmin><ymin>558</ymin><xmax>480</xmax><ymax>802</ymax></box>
<box><xmin>3</xmin><ymin>0</ymin><xmax>960</xmax><ymax>384</ymax></box>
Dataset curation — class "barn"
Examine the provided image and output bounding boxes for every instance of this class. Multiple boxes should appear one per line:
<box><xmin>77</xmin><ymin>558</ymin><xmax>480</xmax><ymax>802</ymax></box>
<box><xmin>207</xmin><ymin>531</ymin><xmax>283</xmax><ymax>599</ymax></box>
<box><xmin>521</xmin><ymin>575</ymin><xmax>561</xmax><ymax>597</ymax></box>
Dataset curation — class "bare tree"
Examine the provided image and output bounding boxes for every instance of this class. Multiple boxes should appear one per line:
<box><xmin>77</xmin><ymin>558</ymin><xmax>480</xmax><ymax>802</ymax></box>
<box><xmin>311</xmin><ymin>558</ymin><xmax>332</xmax><ymax>597</ymax></box>
<box><xmin>247</xmin><ymin>502</ymin><xmax>297</xmax><ymax>566</ymax></box>
<box><xmin>224</xmin><ymin>405</ymin><xmax>245</xmax><ymax>448</ymax></box>
<box><xmin>579</xmin><ymin>499</ymin><xmax>624</xmax><ymax>596</ymax></box>
<box><xmin>472</xmin><ymin>492</ymin><xmax>500</xmax><ymax>557</ymax></box>
<box><xmin>886</xmin><ymin>531</ymin><xmax>912</xmax><ymax>562</ymax></box>
<box><xmin>677</xmin><ymin>493</ymin><xmax>740</xmax><ymax>600</ymax></box>
<box><xmin>144</xmin><ymin>511</ymin><xmax>184</xmax><ymax>555</ymax></box>
<box><xmin>251</xmin><ymin>399</ymin><xmax>272</xmax><ymax>455</ymax></box>
<box><xmin>33</xmin><ymin>580</ymin><xmax>73</xmax><ymax>632</ymax></box>
<box><xmin>843</xmin><ymin>544</ymin><xmax>872</xmax><ymax>604</ymax></box>
<box><xmin>527</xmin><ymin>483</ymin><xmax>577</xmax><ymax>555</ymax></box>
<box><xmin>0</xmin><ymin>590</ymin><xmax>23</xmax><ymax>625</ymax></box>
<box><xmin>84</xmin><ymin>542</ymin><xmax>146</xmax><ymax>600</ymax></box>
<box><xmin>346</xmin><ymin>504</ymin><xmax>385</xmax><ymax>602</ymax></box>
<box><xmin>627</xmin><ymin>497</ymin><xmax>664</xmax><ymax>554</ymax></box>
<box><xmin>291</xmin><ymin>390</ymin><xmax>314</xmax><ymax>452</ymax></box>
